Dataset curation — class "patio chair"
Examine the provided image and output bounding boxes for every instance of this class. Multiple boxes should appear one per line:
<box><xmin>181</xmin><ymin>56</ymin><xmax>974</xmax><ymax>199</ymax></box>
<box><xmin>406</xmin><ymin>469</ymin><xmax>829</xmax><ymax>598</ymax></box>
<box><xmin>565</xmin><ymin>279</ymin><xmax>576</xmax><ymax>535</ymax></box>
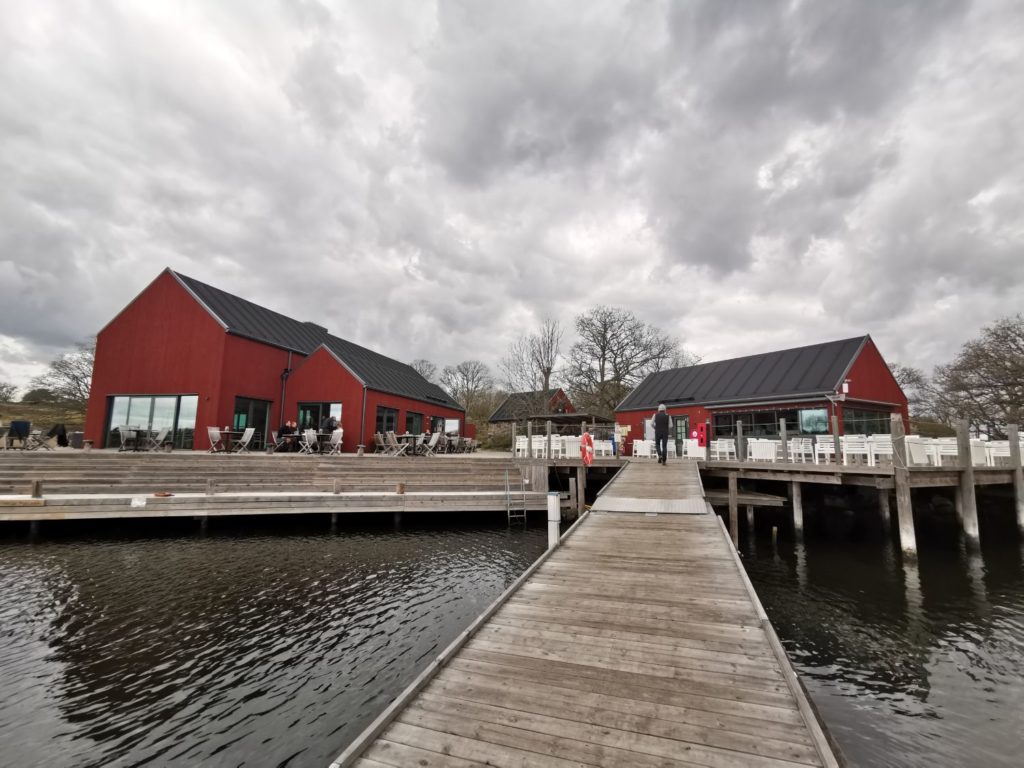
<box><xmin>421</xmin><ymin>431</ymin><xmax>441</xmax><ymax>457</ymax></box>
<box><xmin>327</xmin><ymin>428</ymin><xmax>344</xmax><ymax>455</ymax></box>
<box><xmin>905</xmin><ymin>437</ymin><xmax>934</xmax><ymax>466</ymax></box>
<box><xmin>25</xmin><ymin>429</ymin><xmax>53</xmax><ymax>451</ymax></box>
<box><xmin>788</xmin><ymin>437</ymin><xmax>814</xmax><ymax>463</ymax></box>
<box><xmin>373</xmin><ymin>433</ymin><xmax>390</xmax><ymax>454</ymax></box>
<box><xmin>299</xmin><ymin>429</ymin><xmax>318</xmax><ymax>455</ymax></box>
<box><xmin>232</xmin><ymin>427</ymin><xmax>256</xmax><ymax>453</ymax></box>
<box><xmin>386</xmin><ymin>431</ymin><xmax>408</xmax><ymax>456</ymax></box>
<box><xmin>933</xmin><ymin>441</ymin><xmax>960</xmax><ymax>467</ymax></box>
<box><xmin>709</xmin><ymin>439</ymin><xmax>734</xmax><ymax>461</ymax></box>
<box><xmin>206</xmin><ymin>427</ymin><xmax>225</xmax><ymax>453</ymax></box>
<box><xmin>867</xmin><ymin>435</ymin><xmax>893</xmax><ymax>466</ymax></box>
<box><xmin>814</xmin><ymin>435</ymin><xmax>836</xmax><ymax>464</ymax></box>
<box><xmin>119</xmin><ymin>425</ymin><xmax>139</xmax><ymax>452</ymax></box>
<box><xmin>513</xmin><ymin>436</ymin><xmax>528</xmax><ymax>457</ymax></box>
<box><xmin>985</xmin><ymin>441</ymin><xmax>1010</xmax><ymax>467</ymax></box>
<box><xmin>145</xmin><ymin>427</ymin><xmax>171</xmax><ymax>452</ymax></box>
<box><xmin>747</xmin><ymin>440</ymin><xmax>776</xmax><ymax>462</ymax></box>
<box><xmin>841</xmin><ymin>436</ymin><xmax>871</xmax><ymax>466</ymax></box>
<box><xmin>0</xmin><ymin>426</ymin><xmax>8</xmax><ymax>450</ymax></box>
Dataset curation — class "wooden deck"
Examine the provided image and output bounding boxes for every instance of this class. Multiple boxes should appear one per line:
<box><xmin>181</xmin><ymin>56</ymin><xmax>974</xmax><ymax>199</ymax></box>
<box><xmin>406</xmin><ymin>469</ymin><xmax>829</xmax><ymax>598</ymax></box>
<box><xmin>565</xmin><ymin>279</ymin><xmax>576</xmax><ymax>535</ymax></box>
<box><xmin>591</xmin><ymin>460</ymin><xmax>707</xmax><ymax>514</ymax></box>
<box><xmin>332</xmin><ymin>476</ymin><xmax>839</xmax><ymax>766</ymax></box>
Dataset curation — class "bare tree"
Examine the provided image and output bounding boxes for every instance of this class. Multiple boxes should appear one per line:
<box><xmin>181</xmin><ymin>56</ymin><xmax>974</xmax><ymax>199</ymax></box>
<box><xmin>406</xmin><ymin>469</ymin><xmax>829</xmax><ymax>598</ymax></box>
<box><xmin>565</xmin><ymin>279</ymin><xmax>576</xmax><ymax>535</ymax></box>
<box><xmin>440</xmin><ymin>360</ymin><xmax>495</xmax><ymax>420</ymax></box>
<box><xmin>0</xmin><ymin>381</ymin><xmax>16</xmax><ymax>402</ymax></box>
<box><xmin>530</xmin><ymin>318</ymin><xmax>563</xmax><ymax>394</ymax></box>
<box><xmin>928</xmin><ymin>314</ymin><xmax>1024</xmax><ymax>436</ymax></box>
<box><xmin>888</xmin><ymin>362</ymin><xmax>931</xmax><ymax>418</ymax></box>
<box><xmin>565</xmin><ymin>306</ymin><xmax>679</xmax><ymax>418</ymax></box>
<box><xmin>409</xmin><ymin>358</ymin><xmax>437</xmax><ymax>382</ymax></box>
<box><xmin>500</xmin><ymin>318</ymin><xmax>563</xmax><ymax>398</ymax></box>
<box><xmin>29</xmin><ymin>339</ymin><xmax>95</xmax><ymax>406</ymax></box>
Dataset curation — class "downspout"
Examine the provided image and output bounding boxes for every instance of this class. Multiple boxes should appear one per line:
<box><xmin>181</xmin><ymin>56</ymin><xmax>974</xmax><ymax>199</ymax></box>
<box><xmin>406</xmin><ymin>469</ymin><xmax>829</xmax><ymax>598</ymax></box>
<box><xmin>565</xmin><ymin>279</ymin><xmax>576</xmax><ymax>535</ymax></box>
<box><xmin>360</xmin><ymin>385</ymin><xmax>367</xmax><ymax>447</ymax></box>
<box><xmin>280</xmin><ymin>351</ymin><xmax>293</xmax><ymax>426</ymax></box>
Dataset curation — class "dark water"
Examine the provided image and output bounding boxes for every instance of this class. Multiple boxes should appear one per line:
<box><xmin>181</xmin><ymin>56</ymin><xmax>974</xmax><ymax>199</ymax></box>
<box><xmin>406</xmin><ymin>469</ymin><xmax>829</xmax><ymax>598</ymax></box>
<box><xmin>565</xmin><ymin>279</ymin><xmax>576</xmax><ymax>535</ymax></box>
<box><xmin>0</xmin><ymin>516</ymin><xmax>547</xmax><ymax>767</ymax></box>
<box><xmin>741</xmin><ymin>496</ymin><xmax>1024</xmax><ymax>767</ymax></box>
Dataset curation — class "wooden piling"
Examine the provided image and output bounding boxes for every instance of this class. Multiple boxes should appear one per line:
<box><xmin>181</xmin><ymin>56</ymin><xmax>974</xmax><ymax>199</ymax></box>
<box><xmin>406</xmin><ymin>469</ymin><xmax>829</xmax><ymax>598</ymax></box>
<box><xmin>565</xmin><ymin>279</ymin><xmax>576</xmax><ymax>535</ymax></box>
<box><xmin>30</xmin><ymin>480</ymin><xmax>43</xmax><ymax>499</ymax></box>
<box><xmin>831</xmin><ymin>415</ymin><xmax>842</xmax><ymax>465</ymax></box>
<box><xmin>568</xmin><ymin>476</ymin><xmax>577</xmax><ymax>513</ymax></box>
<box><xmin>727</xmin><ymin>472</ymin><xmax>739</xmax><ymax>547</ymax></box>
<box><xmin>878</xmin><ymin>488</ymin><xmax>891</xmax><ymax>528</ymax></box>
<box><xmin>526</xmin><ymin>421</ymin><xmax>533</xmax><ymax>459</ymax></box>
<box><xmin>577</xmin><ymin>466</ymin><xmax>587</xmax><ymax>514</ymax></box>
<box><xmin>736</xmin><ymin>420</ymin><xmax>745</xmax><ymax>464</ymax></box>
<box><xmin>746</xmin><ymin>505</ymin><xmax>755</xmax><ymax>531</ymax></box>
<box><xmin>891</xmin><ymin>414</ymin><xmax>917</xmax><ymax>554</ymax></box>
<box><xmin>791</xmin><ymin>481</ymin><xmax>803</xmax><ymax>536</ymax></box>
<box><xmin>1008</xmin><ymin>424</ymin><xmax>1024</xmax><ymax>532</ymax></box>
<box><xmin>546</xmin><ymin>420</ymin><xmax>552</xmax><ymax>462</ymax></box>
<box><xmin>704</xmin><ymin>419</ymin><xmax>711</xmax><ymax>461</ymax></box>
<box><xmin>779</xmin><ymin>418</ymin><xmax>789</xmax><ymax>462</ymax></box>
<box><xmin>956</xmin><ymin>419</ymin><xmax>980</xmax><ymax>544</ymax></box>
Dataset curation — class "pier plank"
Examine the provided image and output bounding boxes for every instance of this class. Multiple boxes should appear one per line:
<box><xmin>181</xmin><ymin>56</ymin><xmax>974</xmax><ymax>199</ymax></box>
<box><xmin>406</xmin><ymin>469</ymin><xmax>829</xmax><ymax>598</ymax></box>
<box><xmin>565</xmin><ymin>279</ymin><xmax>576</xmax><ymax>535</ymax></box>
<box><xmin>331</xmin><ymin>459</ymin><xmax>838</xmax><ymax>768</ymax></box>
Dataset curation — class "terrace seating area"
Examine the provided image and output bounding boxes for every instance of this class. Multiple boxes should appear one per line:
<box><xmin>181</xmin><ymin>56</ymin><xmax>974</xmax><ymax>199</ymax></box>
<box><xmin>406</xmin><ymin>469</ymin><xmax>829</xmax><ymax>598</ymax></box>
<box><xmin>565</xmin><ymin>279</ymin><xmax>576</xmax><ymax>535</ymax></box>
<box><xmin>374</xmin><ymin>431</ymin><xmax>478</xmax><ymax>456</ymax></box>
<box><xmin>1</xmin><ymin>421</ymin><xmax>56</xmax><ymax>451</ymax></box>
<box><xmin>513</xmin><ymin>435</ymin><xmax>614</xmax><ymax>459</ymax></box>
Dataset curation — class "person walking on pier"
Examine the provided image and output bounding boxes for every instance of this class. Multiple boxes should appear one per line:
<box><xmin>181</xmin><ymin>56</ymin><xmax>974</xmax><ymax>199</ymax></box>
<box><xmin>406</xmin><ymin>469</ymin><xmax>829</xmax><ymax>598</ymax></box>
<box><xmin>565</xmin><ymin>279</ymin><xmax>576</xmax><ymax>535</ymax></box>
<box><xmin>653</xmin><ymin>403</ymin><xmax>672</xmax><ymax>464</ymax></box>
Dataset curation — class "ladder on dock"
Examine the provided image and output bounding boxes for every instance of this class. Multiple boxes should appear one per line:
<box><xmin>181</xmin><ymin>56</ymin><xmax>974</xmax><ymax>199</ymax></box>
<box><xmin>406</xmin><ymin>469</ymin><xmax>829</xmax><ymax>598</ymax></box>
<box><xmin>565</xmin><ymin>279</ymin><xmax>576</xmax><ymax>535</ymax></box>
<box><xmin>504</xmin><ymin>469</ymin><xmax>527</xmax><ymax>524</ymax></box>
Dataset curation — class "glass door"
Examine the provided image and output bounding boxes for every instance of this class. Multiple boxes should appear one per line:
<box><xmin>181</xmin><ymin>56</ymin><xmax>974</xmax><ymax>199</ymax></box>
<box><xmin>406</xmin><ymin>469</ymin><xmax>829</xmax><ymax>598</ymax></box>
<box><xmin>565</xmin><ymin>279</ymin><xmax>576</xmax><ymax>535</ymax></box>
<box><xmin>233</xmin><ymin>397</ymin><xmax>271</xmax><ymax>449</ymax></box>
<box><xmin>674</xmin><ymin>416</ymin><xmax>689</xmax><ymax>456</ymax></box>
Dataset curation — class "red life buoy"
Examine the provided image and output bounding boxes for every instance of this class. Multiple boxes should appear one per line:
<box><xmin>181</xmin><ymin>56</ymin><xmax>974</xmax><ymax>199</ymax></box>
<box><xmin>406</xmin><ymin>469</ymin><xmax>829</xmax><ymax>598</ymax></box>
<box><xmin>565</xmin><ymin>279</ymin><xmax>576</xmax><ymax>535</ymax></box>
<box><xmin>581</xmin><ymin>432</ymin><xmax>594</xmax><ymax>466</ymax></box>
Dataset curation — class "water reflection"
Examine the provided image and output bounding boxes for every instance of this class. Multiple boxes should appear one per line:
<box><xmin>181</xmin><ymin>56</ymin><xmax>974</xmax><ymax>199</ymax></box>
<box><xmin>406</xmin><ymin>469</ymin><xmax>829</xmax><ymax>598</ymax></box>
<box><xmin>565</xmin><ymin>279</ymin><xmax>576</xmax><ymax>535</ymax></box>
<box><xmin>0</xmin><ymin>517</ymin><xmax>547</xmax><ymax>767</ymax></box>
<box><xmin>743</xmin><ymin>498</ymin><xmax>1024</xmax><ymax>767</ymax></box>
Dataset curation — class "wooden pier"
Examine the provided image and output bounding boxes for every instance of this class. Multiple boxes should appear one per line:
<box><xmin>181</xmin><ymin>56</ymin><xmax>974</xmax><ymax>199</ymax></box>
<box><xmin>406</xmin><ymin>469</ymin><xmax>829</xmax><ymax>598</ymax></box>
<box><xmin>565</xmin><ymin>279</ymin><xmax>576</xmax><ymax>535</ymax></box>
<box><xmin>331</xmin><ymin>463</ymin><xmax>839</xmax><ymax>767</ymax></box>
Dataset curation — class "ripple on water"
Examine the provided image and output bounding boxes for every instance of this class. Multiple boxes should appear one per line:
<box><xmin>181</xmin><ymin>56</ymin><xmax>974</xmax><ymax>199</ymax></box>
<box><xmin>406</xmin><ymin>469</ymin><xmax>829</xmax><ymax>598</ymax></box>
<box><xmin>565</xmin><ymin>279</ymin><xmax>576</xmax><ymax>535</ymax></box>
<box><xmin>0</xmin><ymin>520</ymin><xmax>547</xmax><ymax>767</ymax></box>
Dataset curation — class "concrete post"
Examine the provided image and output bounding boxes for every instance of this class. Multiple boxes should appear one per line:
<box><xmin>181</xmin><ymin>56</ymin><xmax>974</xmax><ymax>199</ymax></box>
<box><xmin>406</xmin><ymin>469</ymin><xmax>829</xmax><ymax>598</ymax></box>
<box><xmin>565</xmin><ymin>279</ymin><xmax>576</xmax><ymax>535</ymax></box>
<box><xmin>548</xmin><ymin>492</ymin><xmax>560</xmax><ymax>550</ymax></box>
<box><xmin>956</xmin><ymin>419</ymin><xmax>980</xmax><ymax>545</ymax></box>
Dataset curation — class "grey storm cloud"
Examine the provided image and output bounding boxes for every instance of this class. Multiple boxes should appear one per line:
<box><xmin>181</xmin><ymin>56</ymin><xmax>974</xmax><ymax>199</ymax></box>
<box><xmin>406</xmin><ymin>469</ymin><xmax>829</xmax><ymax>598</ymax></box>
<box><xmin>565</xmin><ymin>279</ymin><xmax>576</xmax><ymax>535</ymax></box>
<box><xmin>0</xmin><ymin>0</ymin><xmax>1022</xmax><ymax>391</ymax></box>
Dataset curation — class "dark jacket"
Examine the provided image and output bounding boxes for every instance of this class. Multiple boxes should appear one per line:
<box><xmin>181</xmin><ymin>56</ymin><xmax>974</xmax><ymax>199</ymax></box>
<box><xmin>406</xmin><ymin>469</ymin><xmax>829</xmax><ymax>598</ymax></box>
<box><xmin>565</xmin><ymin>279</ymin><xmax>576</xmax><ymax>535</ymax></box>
<box><xmin>653</xmin><ymin>411</ymin><xmax>671</xmax><ymax>436</ymax></box>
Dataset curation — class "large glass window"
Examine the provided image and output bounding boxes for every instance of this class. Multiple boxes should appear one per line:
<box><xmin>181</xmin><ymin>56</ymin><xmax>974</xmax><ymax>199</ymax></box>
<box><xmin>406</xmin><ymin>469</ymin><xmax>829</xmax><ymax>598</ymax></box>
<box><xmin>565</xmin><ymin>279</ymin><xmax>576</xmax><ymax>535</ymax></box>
<box><xmin>443</xmin><ymin>418</ymin><xmax>461</xmax><ymax>435</ymax></box>
<box><xmin>799</xmin><ymin>408</ymin><xmax>829</xmax><ymax>434</ymax></box>
<box><xmin>843</xmin><ymin>408</ymin><xmax>891</xmax><ymax>436</ymax></box>
<box><xmin>375</xmin><ymin>406</ymin><xmax>399</xmax><ymax>434</ymax></box>
<box><xmin>234</xmin><ymin>397</ymin><xmax>271</xmax><ymax>449</ymax></box>
<box><xmin>298</xmin><ymin>402</ymin><xmax>342</xmax><ymax>431</ymax></box>
<box><xmin>105</xmin><ymin>394</ymin><xmax>198</xmax><ymax>448</ymax></box>
<box><xmin>405</xmin><ymin>411</ymin><xmax>423</xmax><ymax>434</ymax></box>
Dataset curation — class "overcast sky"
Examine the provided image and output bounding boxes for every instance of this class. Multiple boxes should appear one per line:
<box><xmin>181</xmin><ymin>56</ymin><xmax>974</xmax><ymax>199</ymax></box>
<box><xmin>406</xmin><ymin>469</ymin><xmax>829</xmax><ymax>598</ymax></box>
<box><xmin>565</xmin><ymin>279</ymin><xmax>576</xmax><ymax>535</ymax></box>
<box><xmin>2</xmin><ymin>0</ymin><xmax>1022</xmax><ymax>392</ymax></box>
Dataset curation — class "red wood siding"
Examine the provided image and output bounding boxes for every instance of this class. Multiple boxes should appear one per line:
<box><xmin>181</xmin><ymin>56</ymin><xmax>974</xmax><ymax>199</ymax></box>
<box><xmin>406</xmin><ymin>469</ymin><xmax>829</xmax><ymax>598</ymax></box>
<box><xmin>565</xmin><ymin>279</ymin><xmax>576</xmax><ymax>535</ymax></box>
<box><xmin>547</xmin><ymin>389</ymin><xmax>576</xmax><ymax>414</ymax></box>
<box><xmin>844</xmin><ymin>338</ymin><xmax>910</xmax><ymax>429</ymax></box>
<box><xmin>85</xmin><ymin>271</ymin><xmax>227</xmax><ymax>448</ymax></box>
<box><xmin>219</xmin><ymin>334</ymin><xmax>297</xmax><ymax>437</ymax></box>
<box><xmin>285</xmin><ymin>348</ymin><xmax>465</xmax><ymax>452</ymax></box>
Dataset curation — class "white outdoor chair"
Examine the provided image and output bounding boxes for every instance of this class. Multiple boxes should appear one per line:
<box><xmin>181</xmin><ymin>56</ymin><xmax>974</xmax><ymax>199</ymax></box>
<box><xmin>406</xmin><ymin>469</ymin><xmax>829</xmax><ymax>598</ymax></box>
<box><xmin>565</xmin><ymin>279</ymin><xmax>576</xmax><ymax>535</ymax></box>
<box><xmin>866</xmin><ymin>435</ymin><xmax>893</xmax><ymax>466</ymax></box>
<box><xmin>421</xmin><ymin>431</ymin><xmax>441</xmax><ymax>456</ymax></box>
<box><xmin>299</xmin><ymin>429</ymin><xmax>318</xmax><ymax>455</ymax></box>
<box><xmin>231</xmin><ymin>427</ymin><xmax>255</xmax><ymax>453</ymax></box>
<box><xmin>710</xmin><ymin>439</ymin><xmax>736</xmax><ymax>461</ymax></box>
<box><xmin>681</xmin><ymin>438</ymin><xmax>700</xmax><ymax>458</ymax></box>
<box><xmin>530</xmin><ymin>436</ymin><xmax>548</xmax><ymax>459</ymax></box>
<box><xmin>666</xmin><ymin>441</ymin><xmax>677</xmax><ymax>459</ymax></box>
<box><xmin>788</xmin><ymin>438</ymin><xmax>814</xmax><ymax>463</ymax></box>
<box><xmin>386</xmin><ymin>431</ymin><xmax>408</xmax><ymax>456</ymax></box>
<box><xmin>563</xmin><ymin>436</ymin><xmax>581</xmax><ymax>460</ymax></box>
<box><xmin>25</xmin><ymin>430</ymin><xmax>53</xmax><ymax>451</ymax></box>
<box><xmin>206</xmin><ymin>427</ymin><xmax>224</xmax><ymax>453</ymax></box>
<box><xmin>905</xmin><ymin>437</ymin><xmax>934</xmax><ymax>466</ymax></box>
<box><xmin>326</xmin><ymin>428</ymin><xmax>344</xmax><ymax>455</ymax></box>
<box><xmin>933</xmin><ymin>441</ymin><xmax>960</xmax><ymax>467</ymax></box>
<box><xmin>814</xmin><ymin>435</ymin><xmax>836</xmax><ymax>464</ymax></box>
<box><xmin>985</xmin><ymin>441</ymin><xmax>1010</xmax><ymax>466</ymax></box>
<box><xmin>841</xmin><ymin>436</ymin><xmax>871</xmax><ymax>466</ymax></box>
<box><xmin>373</xmin><ymin>433</ymin><xmax>390</xmax><ymax>454</ymax></box>
<box><xmin>747</xmin><ymin>440</ymin><xmax>776</xmax><ymax>462</ymax></box>
<box><xmin>513</xmin><ymin>436</ymin><xmax>528</xmax><ymax>457</ymax></box>
<box><xmin>145</xmin><ymin>427</ymin><xmax>171</xmax><ymax>452</ymax></box>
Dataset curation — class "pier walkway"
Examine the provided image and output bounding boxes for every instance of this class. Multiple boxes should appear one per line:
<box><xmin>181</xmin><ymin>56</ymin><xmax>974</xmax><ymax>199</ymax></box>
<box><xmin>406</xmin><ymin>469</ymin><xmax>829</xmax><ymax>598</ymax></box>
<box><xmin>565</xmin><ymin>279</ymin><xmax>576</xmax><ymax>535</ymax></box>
<box><xmin>332</xmin><ymin>466</ymin><xmax>839</xmax><ymax>767</ymax></box>
<box><xmin>591</xmin><ymin>460</ymin><xmax>706</xmax><ymax>514</ymax></box>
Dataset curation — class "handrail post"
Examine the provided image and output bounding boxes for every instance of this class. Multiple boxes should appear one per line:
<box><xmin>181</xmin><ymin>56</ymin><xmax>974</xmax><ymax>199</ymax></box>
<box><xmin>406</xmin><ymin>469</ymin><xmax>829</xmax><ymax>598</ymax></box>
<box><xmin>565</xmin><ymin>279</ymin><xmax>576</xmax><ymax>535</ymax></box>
<box><xmin>736</xmin><ymin>420</ymin><xmax>744</xmax><ymax>463</ymax></box>
<box><xmin>779</xmin><ymin>418</ymin><xmax>789</xmax><ymax>462</ymax></box>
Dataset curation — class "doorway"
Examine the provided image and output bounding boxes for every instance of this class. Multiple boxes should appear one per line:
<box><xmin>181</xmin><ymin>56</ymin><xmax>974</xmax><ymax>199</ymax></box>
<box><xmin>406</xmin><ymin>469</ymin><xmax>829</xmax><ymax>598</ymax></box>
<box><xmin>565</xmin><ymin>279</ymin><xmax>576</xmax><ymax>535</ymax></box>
<box><xmin>233</xmin><ymin>397</ymin><xmax>271</xmax><ymax>449</ymax></box>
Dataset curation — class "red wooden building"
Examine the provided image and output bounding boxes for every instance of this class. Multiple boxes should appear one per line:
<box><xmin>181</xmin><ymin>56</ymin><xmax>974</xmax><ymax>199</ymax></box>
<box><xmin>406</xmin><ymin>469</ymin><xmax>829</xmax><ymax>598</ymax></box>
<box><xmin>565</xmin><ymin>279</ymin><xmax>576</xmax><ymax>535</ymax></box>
<box><xmin>84</xmin><ymin>269</ymin><xmax>465</xmax><ymax>451</ymax></box>
<box><xmin>487</xmin><ymin>388</ymin><xmax>576</xmax><ymax>423</ymax></box>
<box><xmin>615</xmin><ymin>336</ymin><xmax>909</xmax><ymax>455</ymax></box>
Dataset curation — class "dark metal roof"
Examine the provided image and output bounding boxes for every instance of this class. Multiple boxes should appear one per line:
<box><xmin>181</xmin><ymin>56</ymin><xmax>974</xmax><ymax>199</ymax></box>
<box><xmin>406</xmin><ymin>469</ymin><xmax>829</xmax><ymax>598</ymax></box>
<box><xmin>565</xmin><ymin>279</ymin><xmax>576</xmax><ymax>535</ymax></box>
<box><xmin>173</xmin><ymin>271</ymin><xmax>329</xmax><ymax>353</ymax></box>
<box><xmin>171</xmin><ymin>270</ymin><xmax>462</xmax><ymax>410</ymax></box>
<box><xmin>489</xmin><ymin>389</ymin><xmax>563</xmax><ymax>423</ymax></box>
<box><xmin>616</xmin><ymin>336</ymin><xmax>868</xmax><ymax>412</ymax></box>
<box><xmin>322</xmin><ymin>335</ymin><xmax>464</xmax><ymax>412</ymax></box>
